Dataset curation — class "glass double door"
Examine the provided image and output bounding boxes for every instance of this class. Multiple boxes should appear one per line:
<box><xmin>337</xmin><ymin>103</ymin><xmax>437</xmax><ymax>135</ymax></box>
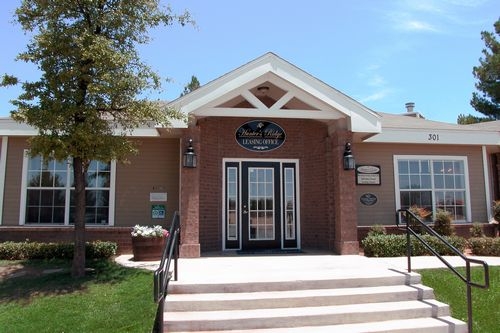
<box><xmin>224</xmin><ymin>161</ymin><xmax>298</xmax><ymax>251</ymax></box>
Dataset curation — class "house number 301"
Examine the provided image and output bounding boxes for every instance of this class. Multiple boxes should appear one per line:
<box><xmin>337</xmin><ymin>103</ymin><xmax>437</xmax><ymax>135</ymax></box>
<box><xmin>428</xmin><ymin>134</ymin><xmax>440</xmax><ymax>141</ymax></box>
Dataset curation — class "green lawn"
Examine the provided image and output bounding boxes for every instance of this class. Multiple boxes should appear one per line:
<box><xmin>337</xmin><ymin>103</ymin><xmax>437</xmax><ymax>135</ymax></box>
<box><xmin>419</xmin><ymin>266</ymin><xmax>499</xmax><ymax>333</ymax></box>
<box><xmin>0</xmin><ymin>259</ymin><xmax>157</xmax><ymax>333</ymax></box>
<box><xmin>1</xmin><ymin>260</ymin><xmax>497</xmax><ymax>333</ymax></box>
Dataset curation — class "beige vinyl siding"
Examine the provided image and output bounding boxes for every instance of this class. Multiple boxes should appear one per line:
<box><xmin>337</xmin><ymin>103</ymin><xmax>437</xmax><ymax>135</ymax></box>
<box><xmin>3</xmin><ymin>137</ymin><xmax>29</xmax><ymax>225</ymax></box>
<box><xmin>114</xmin><ymin>138</ymin><xmax>180</xmax><ymax>227</ymax></box>
<box><xmin>355</xmin><ymin>143</ymin><xmax>487</xmax><ymax>226</ymax></box>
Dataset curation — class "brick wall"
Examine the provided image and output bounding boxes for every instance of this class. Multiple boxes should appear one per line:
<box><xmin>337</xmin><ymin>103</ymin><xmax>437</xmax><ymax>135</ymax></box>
<box><xmin>197</xmin><ymin>117</ymin><xmax>332</xmax><ymax>252</ymax></box>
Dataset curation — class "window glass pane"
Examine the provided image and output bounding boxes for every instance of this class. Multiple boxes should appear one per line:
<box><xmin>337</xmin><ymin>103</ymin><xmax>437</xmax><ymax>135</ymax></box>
<box><xmin>445</xmin><ymin>175</ymin><xmax>454</xmax><ymax>188</ymax></box>
<box><xmin>398</xmin><ymin>160</ymin><xmax>409</xmax><ymax>174</ymax></box>
<box><xmin>28</xmin><ymin>155</ymin><xmax>42</xmax><ymax>170</ymax></box>
<box><xmin>454</xmin><ymin>161</ymin><xmax>464</xmax><ymax>174</ymax></box>
<box><xmin>432</xmin><ymin>161</ymin><xmax>444</xmax><ymax>174</ymax></box>
<box><xmin>27</xmin><ymin>171</ymin><xmax>41</xmax><ymax>187</ymax></box>
<box><xmin>54</xmin><ymin>171</ymin><xmax>67</xmax><ymax>187</ymax></box>
<box><xmin>420</xmin><ymin>161</ymin><xmax>430</xmax><ymax>173</ymax></box>
<box><xmin>40</xmin><ymin>190</ymin><xmax>54</xmax><ymax>206</ymax></box>
<box><xmin>27</xmin><ymin>190</ymin><xmax>40</xmax><ymax>206</ymax></box>
<box><xmin>434</xmin><ymin>175</ymin><xmax>444</xmax><ymax>189</ymax></box>
<box><xmin>410</xmin><ymin>175</ymin><xmax>420</xmax><ymax>189</ymax></box>
<box><xmin>41</xmin><ymin>171</ymin><xmax>53</xmax><ymax>187</ymax></box>
<box><xmin>443</xmin><ymin>161</ymin><xmax>454</xmax><ymax>174</ymax></box>
<box><xmin>399</xmin><ymin>175</ymin><xmax>409</xmax><ymax>189</ymax></box>
<box><xmin>409</xmin><ymin>160</ymin><xmax>420</xmax><ymax>173</ymax></box>
<box><xmin>421</xmin><ymin>175</ymin><xmax>431</xmax><ymax>188</ymax></box>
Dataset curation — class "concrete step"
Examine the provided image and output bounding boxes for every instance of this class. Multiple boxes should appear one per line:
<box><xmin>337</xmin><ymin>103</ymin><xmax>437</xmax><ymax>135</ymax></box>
<box><xmin>165</xmin><ymin>299</ymin><xmax>453</xmax><ymax>332</ymax></box>
<box><xmin>169</xmin><ymin>271</ymin><xmax>422</xmax><ymax>294</ymax></box>
<box><xmin>167</xmin><ymin>284</ymin><xmax>435</xmax><ymax>311</ymax></box>
<box><xmin>171</xmin><ymin>317</ymin><xmax>467</xmax><ymax>333</ymax></box>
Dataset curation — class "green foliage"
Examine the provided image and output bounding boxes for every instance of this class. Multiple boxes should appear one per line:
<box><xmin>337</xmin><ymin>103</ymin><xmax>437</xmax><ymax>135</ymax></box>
<box><xmin>420</xmin><ymin>266</ymin><xmax>500</xmax><ymax>333</ymax></box>
<box><xmin>433</xmin><ymin>209</ymin><xmax>455</xmax><ymax>236</ymax></box>
<box><xmin>367</xmin><ymin>224</ymin><xmax>387</xmax><ymax>237</ymax></box>
<box><xmin>362</xmin><ymin>234</ymin><xmax>467</xmax><ymax>257</ymax></box>
<box><xmin>0</xmin><ymin>241</ymin><xmax>117</xmax><ymax>260</ymax></box>
<box><xmin>4</xmin><ymin>0</ymin><xmax>193</xmax><ymax>276</ymax></box>
<box><xmin>470</xmin><ymin>223</ymin><xmax>485</xmax><ymax>237</ymax></box>
<box><xmin>468</xmin><ymin>237</ymin><xmax>500</xmax><ymax>256</ymax></box>
<box><xmin>456</xmin><ymin>114</ymin><xmax>491</xmax><ymax>124</ymax></box>
<box><xmin>180</xmin><ymin>75</ymin><xmax>201</xmax><ymax>97</ymax></box>
<box><xmin>0</xmin><ymin>260</ymin><xmax>156</xmax><ymax>332</ymax></box>
<box><xmin>361</xmin><ymin>234</ymin><xmax>406</xmax><ymax>257</ymax></box>
<box><xmin>492</xmin><ymin>200</ymin><xmax>500</xmax><ymax>222</ymax></box>
<box><xmin>469</xmin><ymin>18</ymin><xmax>500</xmax><ymax>121</ymax></box>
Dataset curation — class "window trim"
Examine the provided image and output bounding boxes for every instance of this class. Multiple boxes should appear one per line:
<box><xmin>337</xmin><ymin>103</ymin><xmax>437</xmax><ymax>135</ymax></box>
<box><xmin>19</xmin><ymin>150</ymin><xmax>116</xmax><ymax>226</ymax></box>
<box><xmin>393</xmin><ymin>155</ymin><xmax>471</xmax><ymax>222</ymax></box>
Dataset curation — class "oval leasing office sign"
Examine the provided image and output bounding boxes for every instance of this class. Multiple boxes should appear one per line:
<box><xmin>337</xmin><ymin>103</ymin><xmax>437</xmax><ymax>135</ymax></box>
<box><xmin>235</xmin><ymin>120</ymin><xmax>286</xmax><ymax>152</ymax></box>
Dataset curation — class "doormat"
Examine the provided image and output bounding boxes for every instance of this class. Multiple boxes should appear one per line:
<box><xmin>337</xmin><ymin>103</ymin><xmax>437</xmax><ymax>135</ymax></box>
<box><xmin>236</xmin><ymin>249</ymin><xmax>302</xmax><ymax>255</ymax></box>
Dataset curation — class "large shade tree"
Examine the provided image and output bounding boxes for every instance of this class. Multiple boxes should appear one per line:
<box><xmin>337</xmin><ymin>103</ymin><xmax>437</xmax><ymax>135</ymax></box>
<box><xmin>458</xmin><ymin>18</ymin><xmax>500</xmax><ymax>124</ymax></box>
<box><xmin>1</xmin><ymin>0</ymin><xmax>192</xmax><ymax>277</ymax></box>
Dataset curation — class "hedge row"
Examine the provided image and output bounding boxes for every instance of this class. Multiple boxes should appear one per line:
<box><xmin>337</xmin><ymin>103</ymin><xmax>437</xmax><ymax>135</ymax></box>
<box><xmin>0</xmin><ymin>240</ymin><xmax>117</xmax><ymax>260</ymax></box>
<box><xmin>468</xmin><ymin>237</ymin><xmax>500</xmax><ymax>256</ymax></box>
<box><xmin>362</xmin><ymin>234</ymin><xmax>467</xmax><ymax>257</ymax></box>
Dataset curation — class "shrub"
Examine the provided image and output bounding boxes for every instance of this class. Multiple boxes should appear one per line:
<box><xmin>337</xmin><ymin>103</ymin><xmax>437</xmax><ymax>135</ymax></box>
<box><xmin>493</xmin><ymin>201</ymin><xmax>500</xmax><ymax>222</ymax></box>
<box><xmin>0</xmin><ymin>241</ymin><xmax>117</xmax><ymax>260</ymax></box>
<box><xmin>367</xmin><ymin>224</ymin><xmax>387</xmax><ymax>237</ymax></box>
<box><xmin>433</xmin><ymin>209</ymin><xmax>454</xmax><ymax>236</ymax></box>
<box><xmin>361</xmin><ymin>234</ymin><xmax>407</xmax><ymax>257</ymax></box>
<box><xmin>468</xmin><ymin>237</ymin><xmax>500</xmax><ymax>256</ymax></box>
<box><xmin>470</xmin><ymin>223</ymin><xmax>485</xmax><ymax>238</ymax></box>
<box><xmin>362</xmin><ymin>234</ymin><xmax>467</xmax><ymax>257</ymax></box>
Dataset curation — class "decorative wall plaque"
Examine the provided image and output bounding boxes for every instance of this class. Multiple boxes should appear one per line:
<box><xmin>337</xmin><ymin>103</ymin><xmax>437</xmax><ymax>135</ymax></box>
<box><xmin>235</xmin><ymin>120</ymin><xmax>286</xmax><ymax>152</ymax></box>
<box><xmin>360</xmin><ymin>193</ymin><xmax>378</xmax><ymax>206</ymax></box>
<box><xmin>356</xmin><ymin>165</ymin><xmax>381</xmax><ymax>185</ymax></box>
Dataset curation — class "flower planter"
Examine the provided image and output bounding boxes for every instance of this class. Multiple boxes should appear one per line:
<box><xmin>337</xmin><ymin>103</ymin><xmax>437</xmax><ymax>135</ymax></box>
<box><xmin>132</xmin><ymin>236</ymin><xmax>166</xmax><ymax>261</ymax></box>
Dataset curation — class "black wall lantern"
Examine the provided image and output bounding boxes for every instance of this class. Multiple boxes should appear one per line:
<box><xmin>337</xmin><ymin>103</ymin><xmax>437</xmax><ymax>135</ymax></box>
<box><xmin>343</xmin><ymin>142</ymin><xmax>355</xmax><ymax>170</ymax></box>
<box><xmin>183</xmin><ymin>139</ymin><xmax>197</xmax><ymax>168</ymax></box>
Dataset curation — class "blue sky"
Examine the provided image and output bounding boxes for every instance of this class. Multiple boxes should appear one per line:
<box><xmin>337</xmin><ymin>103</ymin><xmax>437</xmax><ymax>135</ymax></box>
<box><xmin>0</xmin><ymin>0</ymin><xmax>498</xmax><ymax>123</ymax></box>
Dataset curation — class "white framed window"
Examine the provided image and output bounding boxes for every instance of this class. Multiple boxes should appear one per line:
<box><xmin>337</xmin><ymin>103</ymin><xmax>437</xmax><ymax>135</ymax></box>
<box><xmin>394</xmin><ymin>155</ymin><xmax>471</xmax><ymax>222</ymax></box>
<box><xmin>20</xmin><ymin>151</ymin><xmax>116</xmax><ymax>225</ymax></box>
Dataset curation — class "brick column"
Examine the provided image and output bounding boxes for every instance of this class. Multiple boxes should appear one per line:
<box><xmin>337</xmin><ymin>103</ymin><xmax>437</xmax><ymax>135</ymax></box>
<box><xmin>328</xmin><ymin>131</ymin><xmax>359</xmax><ymax>254</ymax></box>
<box><xmin>179</xmin><ymin>128</ymin><xmax>201</xmax><ymax>258</ymax></box>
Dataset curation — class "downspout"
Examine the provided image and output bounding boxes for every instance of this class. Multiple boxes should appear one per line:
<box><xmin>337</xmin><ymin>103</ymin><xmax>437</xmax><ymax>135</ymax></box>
<box><xmin>482</xmin><ymin>145</ymin><xmax>492</xmax><ymax>221</ymax></box>
<box><xmin>0</xmin><ymin>137</ymin><xmax>8</xmax><ymax>225</ymax></box>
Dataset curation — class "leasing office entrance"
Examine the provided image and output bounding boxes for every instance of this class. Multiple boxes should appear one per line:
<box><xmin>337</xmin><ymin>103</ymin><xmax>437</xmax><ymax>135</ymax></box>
<box><xmin>224</xmin><ymin>160</ymin><xmax>299</xmax><ymax>251</ymax></box>
<box><xmin>175</xmin><ymin>53</ymin><xmax>381</xmax><ymax>258</ymax></box>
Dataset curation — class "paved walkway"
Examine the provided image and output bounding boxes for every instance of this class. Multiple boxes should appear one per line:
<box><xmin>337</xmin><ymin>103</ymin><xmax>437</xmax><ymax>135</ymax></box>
<box><xmin>115</xmin><ymin>252</ymin><xmax>500</xmax><ymax>283</ymax></box>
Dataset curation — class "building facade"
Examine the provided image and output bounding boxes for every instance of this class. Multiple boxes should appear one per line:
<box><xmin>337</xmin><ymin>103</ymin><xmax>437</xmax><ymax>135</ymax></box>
<box><xmin>0</xmin><ymin>53</ymin><xmax>499</xmax><ymax>256</ymax></box>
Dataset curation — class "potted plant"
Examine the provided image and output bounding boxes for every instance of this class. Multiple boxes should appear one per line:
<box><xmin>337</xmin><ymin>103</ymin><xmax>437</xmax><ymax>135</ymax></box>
<box><xmin>131</xmin><ymin>225</ymin><xmax>169</xmax><ymax>261</ymax></box>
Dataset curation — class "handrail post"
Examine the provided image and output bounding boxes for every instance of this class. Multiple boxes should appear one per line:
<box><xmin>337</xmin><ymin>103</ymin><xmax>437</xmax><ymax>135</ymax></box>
<box><xmin>406</xmin><ymin>215</ymin><xmax>412</xmax><ymax>273</ymax></box>
<box><xmin>466</xmin><ymin>261</ymin><xmax>473</xmax><ymax>333</ymax></box>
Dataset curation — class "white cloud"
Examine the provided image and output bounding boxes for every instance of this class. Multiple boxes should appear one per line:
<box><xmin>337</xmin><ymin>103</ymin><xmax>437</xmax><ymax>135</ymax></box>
<box><xmin>403</xmin><ymin>20</ymin><xmax>439</xmax><ymax>32</ymax></box>
<box><xmin>360</xmin><ymin>89</ymin><xmax>391</xmax><ymax>103</ymax></box>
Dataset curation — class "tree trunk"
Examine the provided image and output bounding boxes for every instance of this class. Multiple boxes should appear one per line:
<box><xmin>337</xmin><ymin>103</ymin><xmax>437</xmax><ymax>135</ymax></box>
<box><xmin>71</xmin><ymin>157</ymin><xmax>88</xmax><ymax>278</ymax></box>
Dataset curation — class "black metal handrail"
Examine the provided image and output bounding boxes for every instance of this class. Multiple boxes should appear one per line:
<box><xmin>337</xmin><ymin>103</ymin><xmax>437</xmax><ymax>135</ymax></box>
<box><xmin>152</xmin><ymin>211</ymin><xmax>180</xmax><ymax>333</ymax></box>
<box><xmin>396</xmin><ymin>209</ymin><xmax>489</xmax><ymax>333</ymax></box>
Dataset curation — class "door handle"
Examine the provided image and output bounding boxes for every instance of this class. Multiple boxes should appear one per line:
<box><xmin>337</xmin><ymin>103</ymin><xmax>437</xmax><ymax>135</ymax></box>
<box><xmin>242</xmin><ymin>204</ymin><xmax>248</xmax><ymax>214</ymax></box>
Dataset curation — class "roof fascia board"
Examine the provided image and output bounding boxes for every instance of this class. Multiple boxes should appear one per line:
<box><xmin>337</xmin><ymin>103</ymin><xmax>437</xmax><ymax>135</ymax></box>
<box><xmin>194</xmin><ymin>107</ymin><xmax>344</xmax><ymax>120</ymax></box>
<box><xmin>364</xmin><ymin>128</ymin><xmax>500</xmax><ymax>145</ymax></box>
<box><xmin>169</xmin><ymin>53</ymin><xmax>381</xmax><ymax>133</ymax></box>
